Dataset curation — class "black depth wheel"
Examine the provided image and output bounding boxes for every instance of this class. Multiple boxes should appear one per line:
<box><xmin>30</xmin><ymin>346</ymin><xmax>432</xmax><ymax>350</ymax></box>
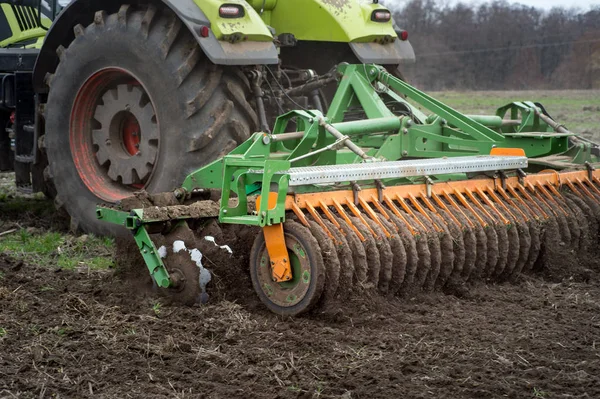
<box><xmin>250</xmin><ymin>221</ymin><xmax>326</xmax><ymax>316</ymax></box>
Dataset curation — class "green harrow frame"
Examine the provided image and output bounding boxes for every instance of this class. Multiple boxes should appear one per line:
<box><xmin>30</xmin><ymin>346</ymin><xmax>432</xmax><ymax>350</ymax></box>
<box><xmin>97</xmin><ymin>64</ymin><xmax>600</xmax><ymax>315</ymax></box>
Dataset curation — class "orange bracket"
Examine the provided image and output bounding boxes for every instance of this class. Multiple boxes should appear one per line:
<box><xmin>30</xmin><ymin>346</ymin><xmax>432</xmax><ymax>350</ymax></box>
<box><xmin>263</xmin><ymin>224</ymin><xmax>292</xmax><ymax>283</ymax></box>
<box><xmin>291</xmin><ymin>201</ymin><xmax>309</xmax><ymax>227</ymax></box>
<box><xmin>257</xmin><ymin>193</ymin><xmax>292</xmax><ymax>283</ymax></box>
<box><xmin>490</xmin><ymin>147</ymin><xmax>526</xmax><ymax>157</ymax></box>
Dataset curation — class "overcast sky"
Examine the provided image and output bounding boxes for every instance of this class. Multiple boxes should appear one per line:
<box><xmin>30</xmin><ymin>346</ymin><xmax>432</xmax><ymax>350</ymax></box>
<box><xmin>385</xmin><ymin>0</ymin><xmax>599</xmax><ymax>10</ymax></box>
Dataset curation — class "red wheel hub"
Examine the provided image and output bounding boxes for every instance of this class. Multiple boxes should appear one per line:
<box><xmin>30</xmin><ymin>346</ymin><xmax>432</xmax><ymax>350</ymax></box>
<box><xmin>70</xmin><ymin>68</ymin><xmax>158</xmax><ymax>202</ymax></box>
<box><xmin>121</xmin><ymin>113</ymin><xmax>141</xmax><ymax>156</ymax></box>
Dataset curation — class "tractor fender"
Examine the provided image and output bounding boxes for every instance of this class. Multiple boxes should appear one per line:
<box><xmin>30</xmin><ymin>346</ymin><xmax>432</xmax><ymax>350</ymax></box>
<box><xmin>33</xmin><ymin>0</ymin><xmax>278</xmax><ymax>91</ymax></box>
<box><xmin>268</xmin><ymin>0</ymin><xmax>415</xmax><ymax>65</ymax></box>
<box><xmin>349</xmin><ymin>40</ymin><xmax>415</xmax><ymax>65</ymax></box>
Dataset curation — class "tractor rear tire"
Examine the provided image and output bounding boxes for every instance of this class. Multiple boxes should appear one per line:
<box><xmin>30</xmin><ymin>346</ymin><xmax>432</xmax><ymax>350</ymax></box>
<box><xmin>44</xmin><ymin>6</ymin><xmax>256</xmax><ymax>235</ymax></box>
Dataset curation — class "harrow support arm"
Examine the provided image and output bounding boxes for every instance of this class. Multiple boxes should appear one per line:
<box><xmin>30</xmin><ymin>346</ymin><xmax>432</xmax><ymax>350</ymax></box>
<box><xmin>96</xmin><ymin>207</ymin><xmax>172</xmax><ymax>288</ymax></box>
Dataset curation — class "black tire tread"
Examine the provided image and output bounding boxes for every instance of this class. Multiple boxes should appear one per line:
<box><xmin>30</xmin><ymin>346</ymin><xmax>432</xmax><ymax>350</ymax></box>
<box><xmin>44</xmin><ymin>5</ymin><xmax>256</xmax><ymax>235</ymax></box>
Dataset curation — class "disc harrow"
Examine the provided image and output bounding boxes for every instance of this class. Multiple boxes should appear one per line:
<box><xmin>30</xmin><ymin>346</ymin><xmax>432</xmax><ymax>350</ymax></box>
<box><xmin>285</xmin><ymin>168</ymin><xmax>600</xmax><ymax>302</ymax></box>
<box><xmin>96</xmin><ymin>64</ymin><xmax>600</xmax><ymax>316</ymax></box>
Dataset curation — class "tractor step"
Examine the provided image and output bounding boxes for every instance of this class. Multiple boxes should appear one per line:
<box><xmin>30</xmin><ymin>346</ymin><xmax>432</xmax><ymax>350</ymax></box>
<box><xmin>286</xmin><ymin>155</ymin><xmax>528</xmax><ymax>186</ymax></box>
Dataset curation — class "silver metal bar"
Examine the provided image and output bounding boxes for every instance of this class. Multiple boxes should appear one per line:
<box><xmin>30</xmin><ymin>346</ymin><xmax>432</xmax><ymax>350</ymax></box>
<box><xmin>535</xmin><ymin>110</ymin><xmax>569</xmax><ymax>134</ymax></box>
<box><xmin>318</xmin><ymin>117</ymin><xmax>373</xmax><ymax>161</ymax></box>
<box><xmin>270</xmin><ymin>131</ymin><xmax>305</xmax><ymax>142</ymax></box>
<box><xmin>501</xmin><ymin>119</ymin><xmax>522</xmax><ymax>127</ymax></box>
<box><xmin>289</xmin><ymin>141</ymin><xmax>338</xmax><ymax>163</ymax></box>
<box><xmin>286</xmin><ymin>155</ymin><xmax>528</xmax><ymax>186</ymax></box>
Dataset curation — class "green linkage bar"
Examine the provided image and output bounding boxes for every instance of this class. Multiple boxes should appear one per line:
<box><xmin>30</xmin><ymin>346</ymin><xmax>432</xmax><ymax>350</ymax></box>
<box><xmin>96</xmin><ymin>207</ymin><xmax>171</xmax><ymax>288</ymax></box>
<box><xmin>133</xmin><ymin>226</ymin><xmax>171</xmax><ymax>288</ymax></box>
<box><xmin>332</xmin><ymin>116</ymin><xmax>402</xmax><ymax>136</ymax></box>
<box><xmin>338</xmin><ymin>64</ymin><xmax>506</xmax><ymax>143</ymax></box>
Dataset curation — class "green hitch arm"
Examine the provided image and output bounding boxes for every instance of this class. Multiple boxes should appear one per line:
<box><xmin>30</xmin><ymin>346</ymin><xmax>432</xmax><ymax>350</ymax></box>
<box><xmin>330</xmin><ymin>116</ymin><xmax>402</xmax><ymax>136</ymax></box>
<box><xmin>338</xmin><ymin>64</ymin><xmax>507</xmax><ymax>143</ymax></box>
<box><xmin>132</xmin><ymin>225</ymin><xmax>171</xmax><ymax>288</ymax></box>
<box><xmin>96</xmin><ymin>207</ymin><xmax>171</xmax><ymax>288</ymax></box>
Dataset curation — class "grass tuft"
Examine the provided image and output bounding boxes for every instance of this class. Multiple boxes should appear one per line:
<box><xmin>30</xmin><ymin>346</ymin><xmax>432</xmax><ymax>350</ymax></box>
<box><xmin>0</xmin><ymin>229</ymin><xmax>114</xmax><ymax>270</ymax></box>
<box><xmin>152</xmin><ymin>302</ymin><xmax>162</xmax><ymax>316</ymax></box>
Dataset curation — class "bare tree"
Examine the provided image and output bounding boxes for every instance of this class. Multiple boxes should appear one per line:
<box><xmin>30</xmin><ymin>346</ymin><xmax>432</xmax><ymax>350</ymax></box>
<box><xmin>388</xmin><ymin>0</ymin><xmax>600</xmax><ymax>89</ymax></box>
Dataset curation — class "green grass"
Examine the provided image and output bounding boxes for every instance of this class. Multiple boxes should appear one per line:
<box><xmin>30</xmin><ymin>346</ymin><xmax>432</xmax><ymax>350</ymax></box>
<box><xmin>0</xmin><ymin>229</ymin><xmax>114</xmax><ymax>270</ymax></box>
<box><xmin>55</xmin><ymin>327</ymin><xmax>70</xmax><ymax>337</ymax></box>
<box><xmin>29</xmin><ymin>325</ymin><xmax>41</xmax><ymax>336</ymax></box>
<box><xmin>0</xmin><ymin>171</ymin><xmax>114</xmax><ymax>271</ymax></box>
<box><xmin>0</xmin><ymin>172</ymin><xmax>65</xmax><ymax>233</ymax></box>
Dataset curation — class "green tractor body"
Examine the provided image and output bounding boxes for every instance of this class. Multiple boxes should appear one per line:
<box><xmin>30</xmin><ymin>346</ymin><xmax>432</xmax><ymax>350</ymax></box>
<box><xmin>0</xmin><ymin>2</ymin><xmax>51</xmax><ymax>48</ymax></box>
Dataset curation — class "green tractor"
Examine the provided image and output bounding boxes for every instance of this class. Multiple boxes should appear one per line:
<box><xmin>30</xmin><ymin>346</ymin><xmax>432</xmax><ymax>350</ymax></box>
<box><xmin>0</xmin><ymin>0</ymin><xmax>414</xmax><ymax>235</ymax></box>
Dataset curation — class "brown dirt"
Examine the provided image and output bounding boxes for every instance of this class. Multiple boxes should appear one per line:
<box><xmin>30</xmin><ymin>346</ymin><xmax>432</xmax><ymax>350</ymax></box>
<box><xmin>1</xmin><ymin>249</ymin><xmax>600</xmax><ymax>398</ymax></box>
<box><xmin>476</xmin><ymin>207</ymin><xmax>499</xmax><ymax>279</ymax></box>
<box><xmin>430</xmin><ymin>211</ymin><xmax>455</xmax><ymax>290</ymax></box>
<box><xmin>5</xmin><ymin>173</ymin><xmax>600</xmax><ymax>396</ymax></box>
<box><xmin>322</xmin><ymin>219</ymin><xmax>354</xmax><ymax>300</ymax></box>
<box><xmin>492</xmin><ymin>218</ymin><xmax>510</xmax><ymax>277</ymax></box>
<box><xmin>565</xmin><ymin>194</ymin><xmax>592</xmax><ymax>252</ymax></box>
<box><xmin>118</xmin><ymin>190</ymin><xmax>179</xmax><ymax>210</ymax></box>
<box><xmin>434</xmin><ymin>206</ymin><xmax>465</xmax><ymax>284</ymax></box>
<box><xmin>461</xmin><ymin>207</ymin><xmax>486</xmax><ymax>282</ymax></box>
<box><xmin>415</xmin><ymin>212</ymin><xmax>441</xmax><ymax>293</ymax></box>
<box><xmin>453</xmin><ymin>209</ymin><xmax>475</xmax><ymax>282</ymax></box>
<box><xmin>333</xmin><ymin>214</ymin><xmax>368</xmax><ymax>287</ymax></box>
<box><xmin>377</xmin><ymin>216</ymin><xmax>406</xmax><ymax>295</ymax></box>
<box><xmin>308</xmin><ymin>221</ymin><xmax>340</xmax><ymax>307</ymax></box>
<box><xmin>362</xmin><ymin>218</ymin><xmax>392</xmax><ymax>294</ymax></box>
<box><xmin>389</xmin><ymin>213</ymin><xmax>418</xmax><ymax>296</ymax></box>
<box><xmin>404</xmin><ymin>213</ymin><xmax>431</xmax><ymax>294</ymax></box>
<box><xmin>515</xmin><ymin>202</ymin><xmax>541</xmax><ymax>273</ymax></box>
<box><xmin>350</xmin><ymin>217</ymin><xmax>380</xmax><ymax>289</ymax></box>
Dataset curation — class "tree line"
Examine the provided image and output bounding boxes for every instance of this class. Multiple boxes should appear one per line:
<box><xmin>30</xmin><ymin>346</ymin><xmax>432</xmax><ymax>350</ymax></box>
<box><xmin>387</xmin><ymin>0</ymin><xmax>600</xmax><ymax>90</ymax></box>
